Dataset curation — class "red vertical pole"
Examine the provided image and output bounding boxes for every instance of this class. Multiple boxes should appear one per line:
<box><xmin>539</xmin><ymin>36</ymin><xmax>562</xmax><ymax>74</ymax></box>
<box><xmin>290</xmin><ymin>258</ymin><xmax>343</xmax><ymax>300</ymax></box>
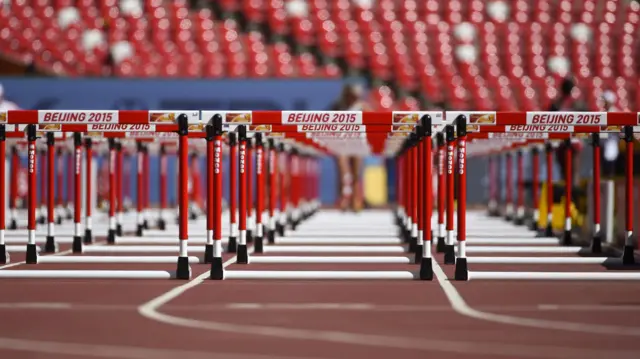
<box><xmin>488</xmin><ymin>155</ymin><xmax>497</xmax><ymax>215</ymax></box>
<box><xmin>107</xmin><ymin>139</ymin><xmax>117</xmax><ymax>244</ymax></box>
<box><xmin>228</xmin><ymin>132</ymin><xmax>238</xmax><ymax>252</ymax></box>
<box><xmin>210</xmin><ymin>115</ymin><xmax>225</xmax><ymax>279</ymax></box>
<box><xmin>44</xmin><ymin>133</ymin><xmax>57</xmax><ymax>252</ymax></box>
<box><xmin>290</xmin><ymin>148</ymin><xmax>301</xmax><ymax>230</ymax></box>
<box><xmin>246</xmin><ymin>137</ymin><xmax>254</xmax><ymax>243</ymax></box>
<box><xmin>142</xmin><ymin>143</ymin><xmax>150</xmax><ymax>229</ymax></box>
<box><xmin>255</xmin><ymin>133</ymin><xmax>265</xmax><ymax>252</ymax></box>
<box><xmin>237</xmin><ymin>125</ymin><xmax>249</xmax><ymax>263</ymax></box>
<box><xmin>268</xmin><ymin>138</ymin><xmax>278</xmax><ymax>244</ymax></box>
<box><xmin>436</xmin><ymin>133</ymin><xmax>446</xmax><ymax>252</ymax></box>
<box><xmin>396</xmin><ymin>153</ymin><xmax>403</xmax><ymax>226</ymax></box>
<box><xmin>135</xmin><ymin>141</ymin><xmax>145</xmax><ymax>237</ymax></box>
<box><xmin>205</xmin><ymin>124</ymin><xmax>215</xmax><ymax>264</ymax></box>
<box><xmin>9</xmin><ymin>145</ymin><xmax>18</xmax><ymax>229</ymax></box>
<box><xmin>66</xmin><ymin>150</ymin><xmax>73</xmax><ymax>220</ymax></box>
<box><xmin>0</xmin><ymin>125</ymin><xmax>7</xmax><ymax>263</ymax></box>
<box><xmin>84</xmin><ymin>137</ymin><xmax>93</xmax><ymax>244</ymax></box>
<box><xmin>277</xmin><ymin>143</ymin><xmax>288</xmax><ymax>236</ymax></box>
<box><xmin>72</xmin><ymin>133</ymin><xmax>83</xmax><ymax>253</ymax></box>
<box><xmin>116</xmin><ymin>142</ymin><xmax>124</xmax><ymax>236</ymax></box>
<box><xmin>454</xmin><ymin>116</ymin><xmax>468</xmax><ymax>280</ymax></box>
<box><xmin>25</xmin><ymin>125</ymin><xmax>38</xmax><ymax>263</ymax></box>
<box><xmin>562</xmin><ymin>139</ymin><xmax>573</xmax><ymax>245</ymax></box>
<box><xmin>591</xmin><ymin>134</ymin><xmax>602</xmax><ymax>252</ymax></box>
<box><xmin>544</xmin><ymin>142</ymin><xmax>554</xmax><ymax>237</ymax></box>
<box><xmin>176</xmin><ymin>114</ymin><xmax>191</xmax><ymax>279</ymax></box>
<box><xmin>420</xmin><ymin>115</ymin><xmax>434</xmax><ymax>279</ymax></box>
<box><xmin>55</xmin><ymin>148</ymin><xmax>64</xmax><ymax>224</ymax></box>
<box><xmin>410</xmin><ymin>136</ymin><xmax>418</xmax><ymax>252</ymax></box>
<box><xmin>416</xmin><ymin>133</ymin><xmax>424</xmax><ymax>261</ymax></box>
<box><xmin>515</xmin><ymin>148</ymin><xmax>525</xmax><ymax>225</ymax></box>
<box><xmin>622</xmin><ymin>127</ymin><xmax>635</xmax><ymax>264</ymax></box>
<box><xmin>444</xmin><ymin>125</ymin><xmax>456</xmax><ymax>264</ymax></box>
<box><xmin>505</xmin><ymin>151</ymin><xmax>513</xmax><ymax>220</ymax></box>
<box><xmin>158</xmin><ymin>144</ymin><xmax>168</xmax><ymax>230</ymax></box>
<box><xmin>531</xmin><ymin>145</ymin><xmax>540</xmax><ymax>232</ymax></box>
<box><xmin>38</xmin><ymin>149</ymin><xmax>46</xmax><ymax>224</ymax></box>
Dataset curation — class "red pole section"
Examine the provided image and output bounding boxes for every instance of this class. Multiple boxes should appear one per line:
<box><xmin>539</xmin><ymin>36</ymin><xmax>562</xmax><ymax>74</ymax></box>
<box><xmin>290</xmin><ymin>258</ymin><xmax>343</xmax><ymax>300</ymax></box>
<box><xmin>67</xmin><ymin>150</ymin><xmax>73</xmax><ymax>219</ymax></box>
<box><xmin>591</xmin><ymin>134</ymin><xmax>602</xmax><ymax>252</ymax></box>
<box><xmin>72</xmin><ymin>133</ymin><xmax>83</xmax><ymax>253</ymax></box>
<box><xmin>9</xmin><ymin>145</ymin><xmax>18</xmax><ymax>229</ymax></box>
<box><xmin>158</xmin><ymin>144</ymin><xmax>167</xmax><ymax>230</ymax></box>
<box><xmin>410</xmin><ymin>136</ymin><xmax>418</xmax><ymax>250</ymax></box>
<box><xmin>205</xmin><ymin>125</ymin><xmax>215</xmax><ymax>263</ymax></box>
<box><xmin>135</xmin><ymin>141</ymin><xmax>144</xmax><ymax>237</ymax></box>
<box><xmin>562</xmin><ymin>139</ymin><xmax>573</xmax><ymax>245</ymax></box>
<box><xmin>505</xmin><ymin>151</ymin><xmax>513</xmax><ymax>220</ymax></box>
<box><xmin>55</xmin><ymin>148</ymin><xmax>63</xmax><ymax>224</ymax></box>
<box><xmin>396</xmin><ymin>154</ymin><xmax>403</xmax><ymax>224</ymax></box>
<box><xmin>290</xmin><ymin>148</ymin><xmax>301</xmax><ymax>230</ymax></box>
<box><xmin>455</xmin><ymin>117</ymin><xmax>468</xmax><ymax>280</ymax></box>
<box><xmin>176</xmin><ymin>114</ymin><xmax>191</xmax><ymax>279</ymax></box>
<box><xmin>143</xmin><ymin>143</ymin><xmax>150</xmax><ymax>229</ymax></box>
<box><xmin>545</xmin><ymin>143</ymin><xmax>554</xmax><ymax>237</ymax></box>
<box><xmin>45</xmin><ymin>133</ymin><xmax>57</xmax><ymax>253</ymax></box>
<box><xmin>246</xmin><ymin>137</ymin><xmax>254</xmax><ymax>243</ymax></box>
<box><xmin>436</xmin><ymin>133</ymin><xmax>446</xmax><ymax>251</ymax></box>
<box><xmin>0</xmin><ymin>125</ymin><xmax>6</xmax><ymax>263</ymax></box>
<box><xmin>516</xmin><ymin>148</ymin><xmax>525</xmax><ymax>224</ymax></box>
<box><xmin>531</xmin><ymin>145</ymin><xmax>540</xmax><ymax>232</ymax></box>
<box><xmin>277</xmin><ymin>143</ymin><xmax>288</xmax><ymax>236</ymax></box>
<box><xmin>237</xmin><ymin>125</ymin><xmax>249</xmax><ymax>263</ymax></box>
<box><xmin>84</xmin><ymin>138</ymin><xmax>93</xmax><ymax>244</ymax></box>
<box><xmin>210</xmin><ymin>115</ymin><xmax>224</xmax><ymax>279</ymax></box>
<box><xmin>116</xmin><ymin>142</ymin><xmax>124</xmax><ymax>236</ymax></box>
<box><xmin>255</xmin><ymin>133</ymin><xmax>265</xmax><ymax>252</ymax></box>
<box><xmin>228</xmin><ymin>132</ymin><xmax>238</xmax><ymax>252</ymax></box>
<box><xmin>417</xmin><ymin>133</ymin><xmax>424</xmax><ymax>257</ymax></box>
<box><xmin>622</xmin><ymin>126</ymin><xmax>635</xmax><ymax>264</ymax></box>
<box><xmin>267</xmin><ymin>139</ymin><xmax>278</xmax><ymax>244</ymax></box>
<box><xmin>25</xmin><ymin>125</ymin><xmax>38</xmax><ymax>263</ymax></box>
<box><xmin>39</xmin><ymin>149</ymin><xmax>46</xmax><ymax>224</ymax></box>
<box><xmin>107</xmin><ymin>139</ymin><xmax>117</xmax><ymax>244</ymax></box>
<box><xmin>488</xmin><ymin>155</ymin><xmax>496</xmax><ymax>215</ymax></box>
<box><xmin>420</xmin><ymin>116</ymin><xmax>434</xmax><ymax>278</ymax></box>
<box><xmin>444</xmin><ymin>125</ymin><xmax>456</xmax><ymax>264</ymax></box>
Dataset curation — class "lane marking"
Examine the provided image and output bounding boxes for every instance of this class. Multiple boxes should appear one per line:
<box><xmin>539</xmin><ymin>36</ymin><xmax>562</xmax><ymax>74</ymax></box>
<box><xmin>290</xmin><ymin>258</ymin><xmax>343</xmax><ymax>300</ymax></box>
<box><xmin>431</xmin><ymin>260</ymin><xmax>640</xmax><ymax>336</ymax></box>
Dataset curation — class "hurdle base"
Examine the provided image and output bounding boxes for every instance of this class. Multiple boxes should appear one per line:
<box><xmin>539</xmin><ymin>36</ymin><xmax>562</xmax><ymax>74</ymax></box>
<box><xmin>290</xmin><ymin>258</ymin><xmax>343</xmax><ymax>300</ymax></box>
<box><xmin>444</xmin><ymin>245</ymin><xmax>455</xmax><ymax>265</ymax></box>
<box><xmin>116</xmin><ymin>224</ymin><xmax>123</xmax><ymax>237</ymax></box>
<box><xmin>26</xmin><ymin>244</ymin><xmax>38</xmax><ymax>264</ymax></box>
<box><xmin>175</xmin><ymin>256</ymin><xmax>191</xmax><ymax>280</ymax></box>
<box><xmin>38</xmin><ymin>215</ymin><xmax>46</xmax><ymax>225</ymax></box>
<box><xmin>247</xmin><ymin>230</ymin><xmax>253</xmax><ymax>244</ymax></box>
<box><xmin>562</xmin><ymin>230</ymin><xmax>573</xmax><ymax>246</ymax></box>
<box><xmin>591</xmin><ymin>234</ymin><xmax>602</xmax><ymax>254</ymax></box>
<box><xmin>237</xmin><ymin>244</ymin><xmax>249</xmax><ymax>264</ymax></box>
<box><xmin>408</xmin><ymin>236</ymin><xmax>417</xmax><ymax>253</ymax></box>
<box><xmin>514</xmin><ymin>217</ymin><xmax>524</xmax><ymax>226</ymax></box>
<box><xmin>414</xmin><ymin>245</ymin><xmax>422</xmax><ymax>264</ymax></box>
<box><xmin>0</xmin><ymin>245</ymin><xmax>9</xmax><ymax>264</ymax></box>
<box><xmin>504</xmin><ymin>214</ymin><xmax>513</xmax><ymax>222</ymax></box>
<box><xmin>454</xmin><ymin>258</ymin><xmax>469</xmax><ymax>281</ymax></box>
<box><xmin>136</xmin><ymin>224</ymin><xmax>144</xmax><ymax>237</ymax></box>
<box><xmin>529</xmin><ymin>220</ymin><xmax>539</xmax><ymax>232</ymax></box>
<box><xmin>267</xmin><ymin>230</ymin><xmax>275</xmax><ymax>244</ymax></box>
<box><xmin>56</xmin><ymin>216</ymin><xmax>62</xmax><ymax>225</ymax></box>
<box><xmin>143</xmin><ymin>219</ymin><xmax>149</xmax><ymax>230</ymax></box>
<box><xmin>9</xmin><ymin>219</ymin><xmax>17</xmax><ymax>230</ymax></box>
<box><xmin>419</xmin><ymin>257</ymin><xmax>433</xmax><ymax>280</ymax></box>
<box><xmin>436</xmin><ymin>237</ymin><xmax>446</xmax><ymax>253</ymax></box>
<box><xmin>254</xmin><ymin>236</ymin><xmax>264</xmax><ymax>253</ymax></box>
<box><xmin>623</xmin><ymin>245</ymin><xmax>636</xmax><ymax>265</ymax></box>
<box><xmin>276</xmin><ymin>223</ymin><xmax>285</xmax><ymax>237</ymax></box>
<box><xmin>227</xmin><ymin>236</ymin><xmax>237</xmax><ymax>253</ymax></box>
<box><xmin>189</xmin><ymin>211</ymin><xmax>198</xmax><ymax>221</ymax></box>
<box><xmin>210</xmin><ymin>257</ymin><xmax>224</xmax><ymax>280</ymax></box>
<box><xmin>107</xmin><ymin>229</ymin><xmax>116</xmax><ymax>244</ymax></box>
<box><xmin>544</xmin><ymin>224</ymin><xmax>553</xmax><ymax>237</ymax></box>
<box><xmin>84</xmin><ymin>229</ymin><xmax>92</xmax><ymax>244</ymax></box>
<box><xmin>158</xmin><ymin>218</ymin><xmax>166</xmax><ymax>230</ymax></box>
<box><xmin>204</xmin><ymin>244</ymin><xmax>214</xmax><ymax>264</ymax></box>
<box><xmin>72</xmin><ymin>236</ymin><xmax>83</xmax><ymax>253</ymax></box>
<box><xmin>44</xmin><ymin>236</ymin><xmax>58</xmax><ymax>253</ymax></box>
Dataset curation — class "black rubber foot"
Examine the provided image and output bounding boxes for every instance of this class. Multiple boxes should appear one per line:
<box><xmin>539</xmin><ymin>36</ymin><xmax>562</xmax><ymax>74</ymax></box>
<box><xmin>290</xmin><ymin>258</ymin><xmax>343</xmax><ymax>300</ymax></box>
<box><xmin>136</xmin><ymin>224</ymin><xmax>144</xmax><ymax>237</ymax></box>
<box><xmin>204</xmin><ymin>244</ymin><xmax>213</xmax><ymax>264</ymax></box>
<box><xmin>0</xmin><ymin>245</ymin><xmax>9</xmax><ymax>264</ymax></box>
<box><xmin>116</xmin><ymin>224</ymin><xmax>123</xmax><ymax>236</ymax></box>
<box><xmin>44</xmin><ymin>236</ymin><xmax>57</xmax><ymax>253</ymax></box>
<box><xmin>38</xmin><ymin>215</ymin><xmax>46</xmax><ymax>225</ymax></box>
<box><xmin>210</xmin><ymin>257</ymin><xmax>223</xmax><ymax>280</ymax></box>
<box><xmin>268</xmin><ymin>229</ymin><xmax>275</xmax><ymax>244</ymax></box>
<box><xmin>158</xmin><ymin>218</ymin><xmax>166</xmax><ymax>230</ymax></box>
<box><xmin>176</xmin><ymin>256</ymin><xmax>191</xmax><ymax>280</ymax></box>
<box><xmin>419</xmin><ymin>257</ymin><xmax>433</xmax><ymax>280</ymax></box>
<box><xmin>72</xmin><ymin>236</ymin><xmax>82</xmax><ymax>253</ymax></box>
<box><xmin>56</xmin><ymin>216</ymin><xmax>62</xmax><ymax>225</ymax></box>
<box><xmin>276</xmin><ymin>223</ymin><xmax>285</xmax><ymax>237</ymax></box>
<box><xmin>414</xmin><ymin>245</ymin><xmax>422</xmax><ymax>264</ymax></box>
<box><xmin>66</xmin><ymin>212</ymin><xmax>72</xmax><ymax>220</ymax></box>
<box><xmin>143</xmin><ymin>219</ymin><xmax>149</xmax><ymax>230</ymax></box>
<box><xmin>591</xmin><ymin>234</ymin><xmax>602</xmax><ymax>254</ymax></box>
<box><xmin>8</xmin><ymin>219</ymin><xmax>17</xmax><ymax>230</ymax></box>
<box><xmin>26</xmin><ymin>244</ymin><xmax>38</xmax><ymax>264</ymax></box>
<box><xmin>291</xmin><ymin>220</ymin><xmax>298</xmax><ymax>231</ymax></box>
<box><xmin>514</xmin><ymin>217</ymin><xmax>524</xmax><ymax>226</ymax></box>
<box><xmin>107</xmin><ymin>229</ymin><xmax>116</xmax><ymax>244</ymax></box>
<box><xmin>436</xmin><ymin>237</ymin><xmax>446</xmax><ymax>253</ymax></box>
<box><xmin>622</xmin><ymin>245</ymin><xmax>636</xmax><ymax>265</ymax></box>
<box><xmin>562</xmin><ymin>230</ymin><xmax>572</xmax><ymax>246</ymax></box>
<box><xmin>544</xmin><ymin>224</ymin><xmax>553</xmax><ymax>237</ymax></box>
<box><xmin>409</xmin><ymin>236</ymin><xmax>417</xmax><ymax>253</ymax></box>
<box><xmin>454</xmin><ymin>258</ymin><xmax>469</xmax><ymax>280</ymax></box>
<box><xmin>189</xmin><ymin>212</ymin><xmax>198</xmax><ymax>220</ymax></box>
<box><xmin>246</xmin><ymin>230</ymin><xmax>253</xmax><ymax>243</ymax></box>
<box><xmin>237</xmin><ymin>244</ymin><xmax>249</xmax><ymax>264</ymax></box>
<box><xmin>529</xmin><ymin>221</ymin><xmax>539</xmax><ymax>232</ymax></box>
<box><xmin>83</xmin><ymin>229</ymin><xmax>92</xmax><ymax>244</ymax></box>
<box><xmin>444</xmin><ymin>245</ymin><xmax>455</xmax><ymax>265</ymax></box>
<box><xmin>227</xmin><ymin>236</ymin><xmax>237</xmax><ymax>253</ymax></box>
<box><xmin>505</xmin><ymin>215</ymin><xmax>513</xmax><ymax>222</ymax></box>
<box><xmin>255</xmin><ymin>235</ymin><xmax>264</xmax><ymax>253</ymax></box>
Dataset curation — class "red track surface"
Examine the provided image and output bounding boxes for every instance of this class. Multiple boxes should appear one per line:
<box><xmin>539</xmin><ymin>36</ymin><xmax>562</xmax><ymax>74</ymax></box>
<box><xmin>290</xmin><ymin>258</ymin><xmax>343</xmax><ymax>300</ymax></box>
<box><xmin>2</xmin><ymin>237</ymin><xmax>640</xmax><ymax>359</ymax></box>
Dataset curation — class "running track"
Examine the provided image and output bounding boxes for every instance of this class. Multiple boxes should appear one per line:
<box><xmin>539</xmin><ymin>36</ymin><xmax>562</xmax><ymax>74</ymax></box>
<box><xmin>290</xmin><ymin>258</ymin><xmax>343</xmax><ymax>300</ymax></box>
<box><xmin>1</xmin><ymin>217</ymin><xmax>640</xmax><ymax>359</ymax></box>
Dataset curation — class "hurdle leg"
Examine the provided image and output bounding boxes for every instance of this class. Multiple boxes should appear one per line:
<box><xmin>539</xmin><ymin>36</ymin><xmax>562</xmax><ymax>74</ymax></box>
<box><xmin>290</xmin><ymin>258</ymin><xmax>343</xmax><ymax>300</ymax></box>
<box><xmin>529</xmin><ymin>146</ymin><xmax>540</xmax><ymax>231</ymax></box>
<box><xmin>25</xmin><ymin>125</ymin><xmax>39</xmax><ymax>264</ymax></box>
<box><xmin>561</xmin><ymin>138</ymin><xmax>573</xmax><ymax>246</ymax></box>
<box><xmin>505</xmin><ymin>152</ymin><xmax>514</xmax><ymax>221</ymax></box>
<box><xmin>8</xmin><ymin>145</ymin><xmax>18</xmax><ymax>230</ymax></box>
<box><xmin>436</xmin><ymin>133</ymin><xmax>446</xmax><ymax>252</ymax></box>
<box><xmin>543</xmin><ymin>142</ymin><xmax>554</xmax><ymax>237</ymax></box>
<box><xmin>514</xmin><ymin>149</ymin><xmax>525</xmax><ymax>225</ymax></box>
<box><xmin>267</xmin><ymin>138</ymin><xmax>278</xmax><ymax>244</ymax></box>
<box><xmin>116</xmin><ymin>142</ymin><xmax>124</xmax><ymax>237</ymax></box>
<box><xmin>0</xmin><ymin>125</ymin><xmax>8</xmax><ymax>263</ymax></box>
<box><xmin>107</xmin><ymin>139</ymin><xmax>117</xmax><ymax>244</ymax></box>
<box><xmin>176</xmin><ymin>115</ymin><xmax>192</xmax><ymax>279</ymax></box>
<box><xmin>157</xmin><ymin>144</ymin><xmax>167</xmax><ymax>230</ymax></box>
<box><xmin>236</xmin><ymin>125</ymin><xmax>249</xmax><ymax>264</ymax></box>
<box><xmin>45</xmin><ymin>133</ymin><xmax>58</xmax><ymax>253</ymax></box>
<box><xmin>228</xmin><ymin>132</ymin><xmax>238</xmax><ymax>253</ymax></box>
<box><xmin>276</xmin><ymin>142</ymin><xmax>288</xmax><ymax>237</ymax></box>
<box><xmin>84</xmin><ymin>137</ymin><xmax>93</xmax><ymax>244</ymax></box>
<box><xmin>38</xmin><ymin>149</ymin><xmax>46</xmax><ymax>225</ymax></box>
<box><xmin>135</xmin><ymin>141</ymin><xmax>145</xmax><ymax>237</ymax></box>
<box><xmin>246</xmin><ymin>138</ymin><xmax>254</xmax><ymax>243</ymax></box>
<box><xmin>454</xmin><ymin>116</ymin><xmax>468</xmax><ymax>281</ymax></box>
<box><xmin>591</xmin><ymin>133</ymin><xmax>602</xmax><ymax>253</ymax></box>
<box><xmin>622</xmin><ymin>127</ymin><xmax>636</xmax><ymax>265</ymax></box>
<box><xmin>55</xmin><ymin>147</ymin><xmax>64</xmax><ymax>225</ymax></box>
<box><xmin>415</xmin><ymin>130</ymin><xmax>424</xmax><ymax>263</ymax></box>
<box><xmin>204</xmin><ymin>125</ymin><xmax>215</xmax><ymax>263</ymax></box>
<box><xmin>409</xmin><ymin>138</ymin><xmax>418</xmax><ymax>254</ymax></box>
<box><xmin>209</xmin><ymin>116</ymin><xmax>224</xmax><ymax>279</ymax></box>
<box><xmin>420</xmin><ymin>116</ymin><xmax>434</xmax><ymax>278</ymax></box>
<box><xmin>142</xmin><ymin>145</ymin><xmax>150</xmax><ymax>229</ymax></box>
<box><xmin>72</xmin><ymin>133</ymin><xmax>84</xmax><ymax>253</ymax></box>
<box><xmin>444</xmin><ymin>125</ymin><xmax>456</xmax><ymax>265</ymax></box>
<box><xmin>254</xmin><ymin>133</ymin><xmax>265</xmax><ymax>253</ymax></box>
<box><xmin>66</xmin><ymin>151</ymin><xmax>73</xmax><ymax>220</ymax></box>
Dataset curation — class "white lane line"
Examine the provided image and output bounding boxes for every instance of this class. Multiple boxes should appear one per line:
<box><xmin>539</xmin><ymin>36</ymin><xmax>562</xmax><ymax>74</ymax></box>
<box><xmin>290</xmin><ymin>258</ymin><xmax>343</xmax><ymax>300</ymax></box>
<box><xmin>431</xmin><ymin>260</ymin><xmax>640</xmax><ymax>336</ymax></box>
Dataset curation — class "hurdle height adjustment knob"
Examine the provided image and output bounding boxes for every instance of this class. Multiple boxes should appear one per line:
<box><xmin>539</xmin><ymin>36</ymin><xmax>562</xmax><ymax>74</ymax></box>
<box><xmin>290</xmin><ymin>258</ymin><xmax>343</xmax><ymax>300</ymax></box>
<box><xmin>177</xmin><ymin>114</ymin><xmax>189</xmax><ymax>136</ymax></box>
<box><xmin>455</xmin><ymin>114</ymin><xmax>467</xmax><ymax>137</ymax></box>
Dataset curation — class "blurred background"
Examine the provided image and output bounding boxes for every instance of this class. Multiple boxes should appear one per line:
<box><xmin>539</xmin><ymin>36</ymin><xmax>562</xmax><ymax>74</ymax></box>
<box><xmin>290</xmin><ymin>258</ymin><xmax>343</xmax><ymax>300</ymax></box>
<box><xmin>0</xmin><ymin>0</ymin><xmax>639</xmax><ymax>215</ymax></box>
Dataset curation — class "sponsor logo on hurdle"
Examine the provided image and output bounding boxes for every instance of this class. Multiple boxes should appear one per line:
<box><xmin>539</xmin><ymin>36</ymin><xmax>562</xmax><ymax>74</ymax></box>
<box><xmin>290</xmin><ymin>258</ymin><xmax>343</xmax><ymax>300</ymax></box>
<box><xmin>447</xmin><ymin>144</ymin><xmax>454</xmax><ymax>175</ymax></box>
<box><xmin>458</xmin><ymin>139</ymin><xmax>466</xmax><ymax>175</ymax></box>
<box><xmin>75</xmin><ymin>147</ymin><xmax>82</xmax><ymax>175</ymax></box>
<box><xmin>488</xmin><ymin>132</ymin><xmax>549</xmax><ymax>139</ymax></box>
<box><xmin>250</xmin><ymin>125</ymin><xmax>272</xmax><ymax>132</ymax></box>
<box><xmin>149</xmin><ymin>111</ymin><xmax>200</xmax><ymax>124</ymax></box>
<box><xmin>306</xmin><ymin>132</ymin><xmax>365</xmax><ymax>139</ymax></box>
<box><xmin>39</xmin><ymin>110</ymin><xmax>119</xmax><ymax>123</ymax></box>
<box><xmin>28</xmin><ymin>143</ymin><xmax>36</xmax><ymax>174</ymax></box>
<box><xmin>37</xmin><ymin>124</ymin><xmax>62</xmax><ymax>132</ymax></box>
<box><xmin>526</xmin><ymin>112</ymin><xmax>606</xmax><ymax>125</ymax></box>
<box><xmin>239</xmin><ymin>143</ymin><xmax>246</xmax><ymax>174</ymax></box>
<box><xmin>0</xmin><ymin>111</ymin><xmax>6</xmax><ymax>123</ymax></box>
<box><xmin>445</xmin><ymin>111</ymin><xmax>496</xmax><ymax>132</ymax></box>
<box><xmin>214</xmin><ymin>140</ymin><xmax>222</xmax><ymax>174</ymax></box>
<box><xmin>282</xmin><ymin>111</ymin><xmax>362</xmax><ymax>124</ymax></box>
